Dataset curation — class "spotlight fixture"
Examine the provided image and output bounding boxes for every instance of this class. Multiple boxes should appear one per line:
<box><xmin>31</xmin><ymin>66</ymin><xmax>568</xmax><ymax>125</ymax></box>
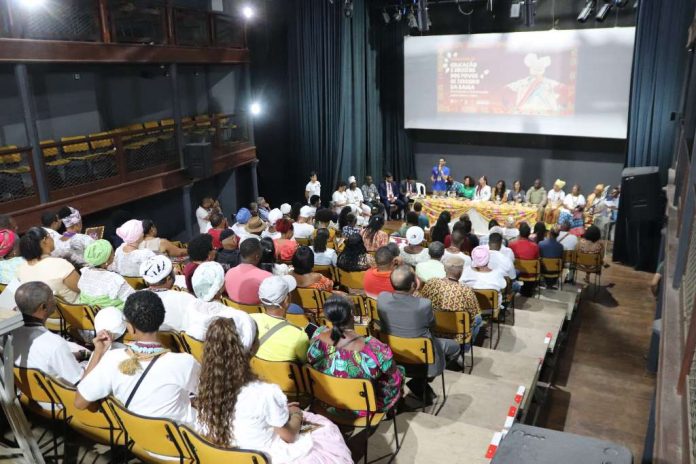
<box><xmin>382</xmin><ymin>8</ymin><xmax>391</xmax><ymax>24</ymax></box>
<box><xmin>250</xmin><ymin>102</ymin><xmax>262</xmax><ymax>116</ymax></box>
<box><xmin>510</xmin><ymin>0</ymin><xmax>522</xmax><ymax>18</ymax></box>
<box><xmin>595</xmin><ymin>1</ymin><xmax>612</xmax><ymax>21</ymax></box>
<box><xmin>407</xmin><ymin>8</ymin><xmax>418</xmax><ymax>29</ymax></box>
<box><xmin>19</xmin><ymin>0</ymin><xmax>45</xmax><ymax>9</ymax></box>
<box><xmin>577</xmin><ymin>0</ymin><xmax>595</xmax><ymax>22</ymax></box>
<box><xmin>343</xmin><ymin>0</ymin><xmax>353</xmax><ymax>18</ymax></box>
<box><xmin>242</xmin><ymin>5</ymin><xmax>254</xmax><ymax>19</ymax></box>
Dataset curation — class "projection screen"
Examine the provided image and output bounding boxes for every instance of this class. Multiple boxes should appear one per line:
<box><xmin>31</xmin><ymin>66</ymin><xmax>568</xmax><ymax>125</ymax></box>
<box><xmin>404</xmin><ymin>28</ymin><xmax>636</xmax><ymax>139</ymax></box>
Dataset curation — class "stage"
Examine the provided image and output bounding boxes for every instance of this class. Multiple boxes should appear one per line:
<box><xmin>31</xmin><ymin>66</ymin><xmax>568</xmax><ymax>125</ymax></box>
<box><xmin>418</xmin><ymin>196</ymin><xmax>538</xmax><ymax>232</ymax></box>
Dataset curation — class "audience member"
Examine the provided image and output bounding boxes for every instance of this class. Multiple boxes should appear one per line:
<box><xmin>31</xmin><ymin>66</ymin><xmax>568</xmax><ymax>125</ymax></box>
<box><xmin>13</xmin><ymin>282</ymin><xmax>103</xmax><ymax>384</ymax></box>
<box><xmin>79</xmin><ymin>240</ymin><xmax>134</xmax><ymax>310</ymax></box>
<box><xmin>252</xmin><ymin>276</ymin><xmax>310</xmax><ymax>363</ymax></box>
<box><xmin>273</xmin><ymin>218</ymin><xmax>298</xmax><ymax>262</ymax></box>
<box><xmin>306</xmin><ymin>195</ymin><xmax>321</xmax><ymax>218</ymax></box>
<box><xmin>452</xmin><ymin>218</ymin><xmax>479</xmax><ymax>254</ymax></box>
<box><xmin>378</xmin><ymin>265</ymin><xmax>460</xmax><ymax>403</ymax></box>
<box><xmin>75</xmin><ymin>291</ymin><xmax>200</xmax><ymax>426</ymax></box>
<box><xmin>183</xmin><ymin>234</ymin><xmax>215</xmax><ymax>293</ymax></box>
<box><xmin>400</xmin><ymin>226</ymin><xmax>429</xmax><ymax>267</ymax></box>
<box><xmin>53</xmin><ymin>206</ymin><xmax>94</xmax><ymax>266</ymax></box>
<box><xmin>478</xmin><ymin>219</ymin><xmax>499</xmax><ymax>246</ymax></box>
<box><xmin>215</xmin><ymin>229</ymin><xmax>240</xmax><ymax>270</ymax></box>
<box><xmin>206</xmin><ymin>213</ymin><xmax>228</xmax><ymax>249</ymax></box>
<box><xmin>308</xmin><ymin>295</ymin><xmax>404</xmax><ymax>416</ymax></box>
<box><xmin>379</xmin><ymin>172</ymin><xmax>405</xmax><ymax>220</ymax></box>
<box><xmin>539</xmin><ymin>227</ymin><xmax>564</xmax><ymax>259</ymax></box>
<box><xmin>430</xmin><ymin>211</ymin><xmax>452</xmax><ymax>247</ymax></box>
<box><xmin>337</xmin><ymin>234</ymin><xmax>374</xmax><ymax>272</ymax></box>
<box><xmin>197</xmin><ymin>317</ymin><xmax>352</xmax><ymax>463</ymax></box>
<box><xmin>195</xmin><ymin>196</ymin><xmax>218</xmax><ymax>233</ymax></box>
<box><xmin>290</xmin><ymin>246</ymin><xmax>334</xmax><ymax>292</ymax></box>
<box><xmin>141</xmin><ymin>255</ymin><xmax>199</xmax><ymax>330</ymax></box>
<box><xmin>256</xmin><ymin>196</ymin><xmax>271</xmax><ymax>221</ymax></box>
<box><xmin>509</xmin><ymin>223</ymin><xmax>539</xmax><ymax>260</ymax></box>
<box><xmin>259</xmin><ymin>237</ymin><xmax>290</xmax><ymax>276</ymax></box>
<box><xmin>230</xmin><ymin>207</ymin><xmax>252</xmax><ymax>240</ymax></box>
<box><xmin>396</xmin><ymin>211</ymin><xmax>420</xmax><ymax>238</ymax></box>
<box><xmin>502</xmin><ymin>216</ymin><xmax>519</xmax><ymax>242</ymax></box>
<box><xmin>292</xmin><ymin>208</ymin><xmax>315</xmax><ymax>239</ymax></box>
<box><xmin>557</xmin><ymin>220</ymin><xmax>579</xmax><ymax>251</ymax></box>
<box><xmin>420</xmin><ymin>255</ymin><xmax>483</xmax><ymax>347</ymax></box>
<box><xmin>361</xmin><ymin>215</ymin><xmax>389</xmax><ymax>252</ymax></box>
<box><xmin>41</xmin><ymin>211</ymin><xmax>62</xmax><ymax>241</ymax></box>
<box><xmin>577</xmin><ymin>225</ymin><xmax>605</xmax><ymax>280</ymax></box>
<box><xmin>280</xmin><ymin>203</ymin><xmax>292</xmax><ymax>218</ymax></box>
<box><xmin>17</xmin><ymin>227</ymin><xmax>80</xmax><ymax>303</ymax></box>
<box><xmin>531</xmin><ymin>221</ymin><xmax>547</xmax><ymax>244</ymax></box>
<box><xmin>310</xmin><ymin>228</ymin><xmax>337</xmax><ymax>266</ymax></box>
<box><xmin>225</xmin><ymin>238</ymin><xmax>272</xmax><ymax>305</ymax></box>
<box><xmin>313</xmin><ymin>208</ymin><xmax>337</xmax><ymax>241</ymax></box>
<box><xmin>460</xmin><ymin>246</ymin><xmax>507</xmax><ymax>306</ymax></box>
<box><xmin>412</xmin><ymin>202</ymin><xmax>430</xmax><ymax>229</ymax></box>
<box><xmin>139</xmin><ymin>220</ymin><xmax>188</xmax><ymax>257</ymax></box>
<box><xmin>0</xmin><ymin>229</ymin><xmax>23</xmax><ymax>285</ymax></box>
<box><xmin>337</xmin><ymin>206</ymin><xmax>352</xmax><ymax>232</ymax></box>
<box><xmin>93</xmin><ymin>306</ymin><xmax>128</xmax><ymax>351</ymax></box>
<box><xmin>111</xmin><ymin>219</ymin><xmax>155</xmax><ymax>278</ymax></box>
<box><xmin>364</xmin><ymin>246</ymin><xmax>397</xmax><ymax>298</ymax></box>
<box><xmin>443</xmin><ymin>229</ymin><xmax>473</xmax><ymax>268</ymax></box>
<box><xmin>261</xmin><ymin>208</ymin><xmax>283</xmax><ymax>240</ymax></box>
<box><xmin>415</xmin><ymin>242</ymin><xmax>446</xmax><ymax>283</ymax></box>
<box><xmin>487</xmin><ymin>233</ymin><xmax>517</xmax><ymax>280</ymax></box>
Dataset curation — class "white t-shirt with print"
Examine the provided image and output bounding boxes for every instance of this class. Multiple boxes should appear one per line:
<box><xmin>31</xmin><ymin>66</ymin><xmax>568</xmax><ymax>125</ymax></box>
<box><xmin>78</xmin><ymin>349</ymin><xmax>200</xmax><ymax>425</ymax></box>
<box><xmin>78</xmin><ymin>268</ymin><xmax>134</xmax><ymax>302</ymax></box>
<box><xmin>111</xmin><ymin>246</ymin><xmax>155</xmax><ymax>277</ymax></box>
<box><xmin>305</xmin><ymin>181</ymin><xmax>321</xmax><ymax>200</ymax></box>
<box><xmin>13</xmin><ymin>325</ymin><xmax>84</xmax><ymax>385</ymax></box>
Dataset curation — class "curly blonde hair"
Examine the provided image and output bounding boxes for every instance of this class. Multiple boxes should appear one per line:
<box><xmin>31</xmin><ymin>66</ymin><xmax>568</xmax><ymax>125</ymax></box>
<box><xmin>196</xmin><ymin>317</ymin><xmax>256</xmax><ymax>446</ymax></box>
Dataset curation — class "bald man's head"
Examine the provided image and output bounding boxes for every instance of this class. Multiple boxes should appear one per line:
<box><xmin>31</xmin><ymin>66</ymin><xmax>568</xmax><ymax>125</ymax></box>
<box><xmin>14</xmin><ymin>282</ymin><xmax>54</xmax><ymax>317</ymax></box>
<box><xmin>391</xmin><ymin>265</ymin><xmax>416</xmax><ymax>293</ymax></box>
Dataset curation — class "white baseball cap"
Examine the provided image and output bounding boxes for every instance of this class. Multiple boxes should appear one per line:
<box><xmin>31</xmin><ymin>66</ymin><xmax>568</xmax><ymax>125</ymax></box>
<box><xmin>139</xmin><ymin>255</ymin><xmax>173</xmax><ymax>284</ymax></box>
<box><xmin>280</xmin><ymin>203</ymin><xmax>292</xmax><ymax>215</ymax></box>
<box><xmin>94</xmin><ymin>306</ymin><xmax>127</xmax><ymax>339</ymax></box>
<box><xmin>406</xmin><ymin>226</ymin><xmax>425</xmax><ymax>246</ymax></box>
<box><xmin>299</xmin><ymin>205</ymin><xmax>315</xmax><ymax>218</ymax></box>
<box><xmin>191</xmin><ymin>262</ymin><xmax>225</xmax><ymax>302</ymax></box>
<box><xmin>348</xmin><ymin>175</ymin><xmax>356</xmax><ymax>185</ymax></box>
<box><xmin>267</xmin><ymin>208</ymin><xmax>283</xmax><ymax>225</ymax></box>
<box><xmin>258</xmin><ymin>276</ymin><xmax>297</xmax><ymax>306</ymax></box>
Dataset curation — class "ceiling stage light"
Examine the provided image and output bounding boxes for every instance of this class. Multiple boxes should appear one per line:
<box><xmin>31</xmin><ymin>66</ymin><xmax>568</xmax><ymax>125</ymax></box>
<box><xmin>577</xmin><ymin>0</ymin><xmax>595</xmax><ymax>22</ymax></box>
<box><xmin>19</xmin><ymin>0</ymin><xmax>46</xmax><ymax>9</ymax></box>
<box><xmin>242</xmin><ymin>5</ymin><xmax>255</xmax><ymax>19</ymax></box>
<box><xmin>250</xmin><ymin>102</ymin><xmax>262</xmax><ymax>116</ymax></box>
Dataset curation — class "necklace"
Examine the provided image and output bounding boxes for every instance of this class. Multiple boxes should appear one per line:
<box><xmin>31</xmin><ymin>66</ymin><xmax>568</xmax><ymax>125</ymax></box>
<box><xmin>128</xmin><ymin>341</ymin><xmax>166</xmax><ymax>355</ymax></box>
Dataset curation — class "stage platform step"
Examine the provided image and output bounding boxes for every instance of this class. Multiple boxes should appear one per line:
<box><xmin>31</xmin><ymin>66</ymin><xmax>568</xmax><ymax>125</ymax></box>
<box><xmin>512</xmin><ymin>309</ymin><xmax>566</xmax><ymax>353</ymax></box>
<box><xmin>495</xmin><ymin>325</ymin><xmax>553</xmax><ymax>359</ymax></box>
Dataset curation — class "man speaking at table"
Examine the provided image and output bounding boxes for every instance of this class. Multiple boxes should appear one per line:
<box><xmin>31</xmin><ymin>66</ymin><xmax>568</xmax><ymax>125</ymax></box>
<box><xmin>431</xmin><ymin>158</ymin><xmax>449</xmax><ymax>196</ymax></box>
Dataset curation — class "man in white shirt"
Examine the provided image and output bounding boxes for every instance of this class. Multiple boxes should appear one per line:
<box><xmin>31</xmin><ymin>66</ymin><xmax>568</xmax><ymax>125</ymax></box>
<box><xmin>557</xmin><ymin>221</ymin><xmax>579</xmax><ymax>251</ymax></box>
<box><xmin>544</xmin><ymin>179</ymin><xmax>566</xmax><ymax>224</ymax></box>
<box><xmin>13</xmin><ymin>282</ymin><xmax>109</xmax><ymax>385</ymax></box>
<box><xmin>293</xmin><ymin>208</ymin><xmax>315</xmax><ymax>239</ymax></box>
<box><xmin>40</xmin><ymin>211</ymin><xmax>62</xmax><ymax>241</ymax></box>
<box><xmin>487</xmin><ymin>233</ymin><xmax>516</xmax><ymax>280</ymax></box>
<box><xmin>195</xmin><ymin>197</ymin><xmax>219</xmax><ymax>234</ymax></box>
<box><xmin>75</xmin><ymin>291</ymin><xmax>200</xmax><ymax>425</ymax></box>
<box><xmin>305</xmin><ymin>171</ymin><xmax>321</xmax><ymax>203</ymax></box>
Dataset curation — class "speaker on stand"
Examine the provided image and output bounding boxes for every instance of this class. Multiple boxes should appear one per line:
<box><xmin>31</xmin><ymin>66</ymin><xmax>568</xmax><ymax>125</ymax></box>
<box><xmin>613</xmin><ymin>166</ymin><xmax>664</xmax><ymax>272</ymax></box>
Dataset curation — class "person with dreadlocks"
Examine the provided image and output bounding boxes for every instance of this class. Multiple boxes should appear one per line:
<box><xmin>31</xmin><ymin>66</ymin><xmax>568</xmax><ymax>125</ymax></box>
<box><xmin>75</xmin><ymin>291</ymin><xmax>200</xmax><ymax>425</ymax></box>
<box><xmin>196</xmin><ymin>317</ymin><xmax>352</xmax><ymax>463</ymax></box>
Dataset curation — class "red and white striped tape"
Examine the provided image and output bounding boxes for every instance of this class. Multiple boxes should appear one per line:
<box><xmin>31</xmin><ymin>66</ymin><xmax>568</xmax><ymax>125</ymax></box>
<box><xmin>514</xmin><ymin>385</ymin><xmax>525</xmax><ymax>404</ymax></box>
<box><xmin>544</xmin><ymin>331</ymin><xmax>553</xmax><ymax>344</ymax></box>
<box><xmin>485</xmin><ymin>431</ymin><xmax>503</xmax><ymax>459</ymax></box>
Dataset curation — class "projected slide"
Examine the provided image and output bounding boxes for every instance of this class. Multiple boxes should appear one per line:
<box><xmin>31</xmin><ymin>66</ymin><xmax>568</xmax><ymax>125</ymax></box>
<box><xmin>405</xmin><ymin>28</ymin><xmax>635</xmax><ymax>139</ymax></box>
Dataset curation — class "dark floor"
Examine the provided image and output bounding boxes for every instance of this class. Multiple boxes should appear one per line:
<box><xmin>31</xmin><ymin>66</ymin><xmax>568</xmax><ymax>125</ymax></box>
<box><xmin>536</xmin><ymin>261</ymin><xmax>657</xmax><ymax>459</ymax></box>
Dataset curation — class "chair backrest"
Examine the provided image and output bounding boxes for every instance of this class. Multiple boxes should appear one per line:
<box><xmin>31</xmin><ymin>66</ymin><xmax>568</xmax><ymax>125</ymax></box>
<box><xmin>575</xmin><ymin>251</ymin><xmax>602</xmax><ymax>271</ymax></box>
<box><xmin>563</xmin><ymin>250</ymin><xmax>576</xmax><ymax>265</ymax></box>
<box><xmin>220</xmin><ymin>297</ymin><xmax>262</xmax><ymax>314</ymax></box>
<box><xmin>88</xmin><ymin>132</ymin><xmax>115</xmax><ymax>151</ymax></box>
<box><xmin>337</xmin><ymin>269</ymin><xmax>366</xmax><ymax>290</ymax></box>
<box><xmin>250</xmin><ymin>357</ymin><xmax>305</xmax><ymax>397</ymax></box>
<box><xmin>303</xmin><ymin>365</ymin><xmax>378</xmax><ymax>415</ymax></box>
<box><xmin>432</xmin><ymin>311</ymin><xmax>471</xmax><ymax>341</ymax></box>
<box><xmin>474</xmin><ymin>289</ymin><xmax>499</xmax><ymax>311</ymax></box>
<box><xmin>45</xmin><ymin>375</ymin><xmax>120</xmax><ymax>433</ymax></box>
<box><xmin>541</xmin><ymin>257</ymin><xmax>564</xmax><ymax>275</ymax></box>
<box><xmin>158</xmin><ymin>331</ymin><xmax>184</xmax><ymax>353</ymax></box>
<box><xmin>54</xmin><ymin>300</ymin><xmax>97</xmax><ymax>332</ymax></box>
<box><xmin>180</xmin><ymin>332</ymin><xmax>205</xmax><ymax>363</ymax></box>
<box><xmin>514</xmin><ymin>259</ymin><xmax>540</xmax><ymax>275</ymax></box>
<box><xmin>416</xmin><ymin>182</ymin><xmax>426</xmax><ymax>196</ymax></box>
<box><xmin>178</xmin><ymin>424</ymin><xmax>269</xmax><ymax>464</ymax></box>
<box><xmin>61</xmin><ymin>136</ymin><xmax>89</xmax><ymax>154</ymax></box>
<box><xmin>295</xmin><ymin>237</ymin><xmax>311</xmax><ymax>246</ymax></box>
<box><xmin>13</xmin><ymin>367</ymin><xmax>56</xmax><ymax>407</ymax></box>
<box><xmin>312</xmin><ymin>265</ymin><xmax>335</xmax><ymax>281</ymax></box>
<box><xmin>366</xmin><ymin>297</ymin><xmax>379</xmax><ymax>320</ymax></box>
<box><xmin>285</xmin><ymin>313</ymin><xmax>312</xmax><ymax>328</ymax></box>
<box><xmin>106</xmin><ymin>398</ymin><xmax>192</xmax><ymax>462</ymax></box>
<box><xmin>40</xmin><ymin>140</ymin><xmax>59</xmax><ymax>158</ymax></box>
<box><xmin>377</xmin><ymin>334</ymin><xmax>433</xmax><ymax>366</ymax></box>
<box><xmin>291</xmin><ymin>288</ymin><xmax>323</xmax><ymax>312</ymax></box>
<box><xmin>124</xmin><ymin>276</ymin><xmax>147</xmax><ymax>290</ymax></box>
<box><xmin>0</xmin><ymin>283</ymin><xmax>6</xmax><ymax>294</ymax></box>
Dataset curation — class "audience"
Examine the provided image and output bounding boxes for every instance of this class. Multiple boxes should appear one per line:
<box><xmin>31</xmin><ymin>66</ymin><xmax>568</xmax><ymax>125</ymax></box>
<box><xmin>256</xmin><ymin>196</ymin><xmax>271</xmax><ymax>221</ymax></box>
<box><xmin>225</xmin><ymin>238</ymin><xmax>272</xmax><ymax>305</ymax></box>
<box><xmin>245</xmin><ymin>216</ymin><xmax>267</xmax><ymax>239</ymax></box>
<box><xmin>340</xmin><ymin>212</ymin><xmax>361</xmax><ymax>238</ymax></box>
<box><xmin>577</xmin><ymin>225</ymin><xmax>605</xmax><ymax>280</ymax></box>
<box><xmin>195</xmin><ymin>196</ymin><xmax>219</xmax><ymax>233</ymax></box>
<box><xmin>111</xmin><ymin>219</ymin><xmax>155</xmax><ymax>278</ymax></box>
<box><xmin>206</xmin><ymin>213</ymin><xmax>228</xmax><ymax>249</ymax></box>
<box><xmin>442</xmin><ymin>229</ymin><xmax>473</xmax><ymax>268</ymax></box>
<box><xmin>52</xmin><ymin>206</ymin><xmax>94</xmax><ymax>266</ymax></box>
<box><xmin>412</xmin><ymin>202</ymin><xmax>430</xmax><ymax>229</ymax></box>
<box><xmin>17</xmin><ymin>227</ymin><xmax>80</xmax><ymax>303</ymax></box>
<box><xmin>310</xmin><ymin>228</ymin><xmax>337</xmax><ymax>266</ymax></box>
<box><xmin>363</xmin><ymin>246</ymin><xmax>398</xmax><ymax>299</ymax></box>
<box><xmin>378</xmin><ymin>265</ymin><xmax>460</xmax><ymax>403</ymax></box>
<box><xmin>313</xmin><ymin>209</ymin><xmax>337</xmax><ymax>241</ymax></box>
<box><xmin>183</xmin><ymin>234</ymin><xmax>215</xmax><ymax>292</ymax></box>
<box><xmin>430</xmin><ymin>211</ymin><xmax>452</xmax><ymax>247</ymax></box>
<box><xmin>293</xmin><ymin>207</ymin><xmax>315</xmax><ymax>239</ymax></box>
<box><xmin>415</xmin><ymin>242</ymin><xmax>446</xmax><ymax>283</ymax></box>
<box><xmin>0</xmin><ymin>229</ymin><xmax>23</xmax><ymax>285</ymax></box>
<box><xmin>259</xmin><ymin>237</ymin><xmax>290</xmax><ymax>276</ymax></box>
<box><xmin>93</xmin><ymin>306</ymin><xmax>128</xmax><ymax>351</ymax></box>
<box><xmin>361</xmin><ymin>215</ymin><xmax>389</xmax><ymax>252</ymax></box>
<box><xmin>40</xmin><ymin>211</ymin><xmax>62</xmax><ymax>241</ymax></box>
<box><xmin>336</xmin><ymin>234</ymin><xmax>374</xmax><ymax>272</ymax></box>
<box><xmin>252</xmin><ymin>276</ymin><xmax>310</xmax><ymax>363</ymax></box>
<box><xmin>396</xmin><ymin>211</ymin><xmax>420</xmax><ymax>238</ymax></box>
<box><xmin>460</xmin><ymin>246</ymin><xmax>507</xmax><ymax>306</ymax></box>
<box><xmin>13</xmin><ymin>282</ymin><xmax>103</xmax><ymax>384</ymax></box>
<box><xmin>79</xmin><ymin>240</ymin><xmax>134</xmax><ymax>310</ymax></box>
<box><xmin>487</xmin><ymin>233</ymin><xmax>517</xmax><ymax>280</ymax></box>
<box><xmin>215</xmin><ymin>229</ymin><xmax>240</xmax><ymax>270</ymax></box>
<box><xmin>261</xmin><ymin>208</ymin><xmax>283</xmax><ymax>240</ymax></box>
<box><xmin>231</xmin><ymin>207</ymin><xmax>252</xmax><ymax>239</ymax></box>
<box><xmin>400</xmin><ymin>227</ymin><xmax>430</xmax><ymax>267</ymax></box>
<box><xmin>274</xmin><ymin>218</ymin><xmax>298</xmax><ymax>262</ymax></box>
<box><xmin>539</xmin><ymin>227</ymin><xmax>564</xmax><ymax>259</ymax></box>
<box><xmin>308</xmin><ymin>295</ymin><xmax>404</xmax><ymax>416</ymax></box>
<box><xmin>197</xmin><ymin>317</ymin><xmax>352</xmax><ymax>463</ymax></box>
<box><xmin>452</xmin><ymin>218</ymin><xmax>479</xmax><ymax>254</ymax></box>
<box><xmin>290</xmin><ymin>246</ymin><xmax>334</xmax><ymax>292</ymax></box>
<box><xmin>502</xmin><ymin>216</ymin><xmax>520</xmax><ymax>242</ymax></box>
<box><xmin>140</xmin><ymin>220</ymin><xmax>188</xmax><ymax>257</ymax></box>
<box><xmin>558</xmin><ymin>220</ymin><xmax>579</xmax><ymax>251</ymax></box>
<box><xmin>530</xmin><ymin>221</ymin><xmax>547</xmax><ymax>244</ymax></box>
<box><xmin>420</xmin><ymin>255</ymin><xmax>483</xmax><ymax>347</ymax></box>
<box><xmin>75</xmin><ymin>291</ymin><xmax>200</xmax><ymax>426</ymax></box>
<box><xmin>509</xmin><ymin>222</ymin><xmax>539</xmax><ymax>260</ymax></box>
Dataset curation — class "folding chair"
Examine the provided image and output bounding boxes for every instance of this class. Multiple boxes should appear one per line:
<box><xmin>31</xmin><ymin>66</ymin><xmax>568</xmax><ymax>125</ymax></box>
<box><xmin>291</xmin><ymin>287</ymin><xmax>323</xmax><ymax>315</ymax></box>
<box><xmin>303</xmin><ymin>365</ymin><xmax>402</xmax><ymax>464</ymax></box>
<box><xmin>563</xmin><ymin>250</ymin><xmax>577</xmax><ymax>283</ymax></box>
<box><xmin>54</xmin><ymin>299</ymin><xmax>98</xmax><ymax>341</ymax></box>
<box><xmin>178</xmin><ymin>424</ymin><xmax>269</xmax><ymax>464</ymax></box>
<box><xmin>312</xmin><ymin>265</ymin><xmax>336</xmax><ymax>281</ymax></box>
<box><xmin>295</xmin><ymin>237</ymin><xmax>311</xmax><ymax>246</ymax></box>
<box><xmin>106</xmin><ymin>398</ymin><xmax>193</xmax><ymax>464</ymax></box>
<box><xmin>13</xmin><ymin>367</ymin><xmax>62</xmax><ymax>458</ymax></box>
<box><xmin>378</xmin><ymin>334</ymin><xmax>445</xmax><ymax>414</ymax></box>
<box><xmin>250</xmin><ymin>357</ymin><xmax>307</xmax><ymax>403</ymax></box>
<box><xmin>474</xmin><ymin>289</ymin><xmax>500</xmax><ymax>349</ymax></box>
<box><xmin>220</xmin><ymin>297</ymin><xmax>262</xmax><ymax>314</ymax></box>
<box><xmin>157</xmin><ymin>331</ymin><xmax>185</xmax><ymax>353</ymax></box>
<box><xmin>575</xmin><ymin>251</ymin><xmax>603</xmax><ymax>296</ymax></box>
<box><xmin>337</xmin><ymin>269</ymin><xmax>366</xmax><ymax>291</ymax></box>
<box><xmin>286</xmin><ymin>313</ymin><xmax>313</xmax><ymax>328</ymax></box>
<box><xmin>124</xmin><ymin>276</ymin><xmax>147</xmax><ymax>290</ymax></box>
<box><xmin>179</xmin><ymin>332</ymin><xmax>205</xmax><ymax>363</ymax></box>
<box><xmin>540</xmin><ymin>257</ymin><xmax>564</xmax><ymax>290</ymax></box>
<box><xmin>514</xmin><ymin>259</ymin><xmax>541</xmax><ymax>298</ymax></box>
<box><xmin>433</xmin><ymin>310</ymin><xmax>474</xmax><ymax>373</ymax></box>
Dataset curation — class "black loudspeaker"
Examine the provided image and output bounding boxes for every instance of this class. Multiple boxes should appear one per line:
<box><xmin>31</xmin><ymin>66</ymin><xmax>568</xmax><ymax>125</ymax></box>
<box><xmin>184</xmin><ymin>142</ymin><xmax>213</xmax><ymax>179</ymax></box>
<box><xmin>613</xmin><ymin>166</ymin><xmax>664</xmax><ymax>272</ymax></box>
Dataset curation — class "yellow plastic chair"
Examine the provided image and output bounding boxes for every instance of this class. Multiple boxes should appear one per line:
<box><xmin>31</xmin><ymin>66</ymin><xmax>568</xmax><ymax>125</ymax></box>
<box><xmin>60</xmin><ymin>136</ymin><xmax>90</xmax><ymax>157</ymax></box>
<box><xmin>378</xmin><ymin>334</ymin><xmax>445</xmax><ymax>413</ymax></box>
<box><xmin>88</xmin><ymin>132</ymin><xmax>116</xmax><ymax>154</ymax></box>
<box><xmin>337</xmin><ymin>269</ymin><xmax>366</xmax><ymax>291</ymax></box>
<box><xmin>295</xmin><ymin>237</ymin><xmax>311</xmax><ymax>247</ymax></box>
<box><xmin>180</xmin><ymin>332</ymin><xmax>204</xmax><ymax>363</ymax></box>
<box><xmin>106</xmin><ymin>398</ymin><xmax>193</xmax><ymax>464</ymax></box>
<box><xmin>54</xmin><ymin>299</ymin><xmax>98</xmax><ymax>342</ymax></box>
<box><xmin>13</xmin><ymin>367</ymin><xmax>61</xmax><ymax>421</ymax></box>
<box><xmin>158</xmin><ymin>331</ymin><xmax>184</xmax><ymax>353</ymax></box>
<box><xmin>514</xmin><ymin>259</ymin><xmax>541</xmax><ymax>298</ymax></box>
<box><xmin>303</xmin><ymin>365</ymin><xmax>401</xmax><ymax>464</ymax></box>
<box><xmin>541</xmin><ymin>257</ymin><xmax>564</xmax><ymax>290</ymax></box>
<box><xmin>178</xmin><ymin>424</ymin><xmax>269</xmax><ymax>464</ymax></box>
<box><xmin>433</xmin><ymin>310</ymin><xmax>474</xmax><ymax>373</ymax></box>
<box><xmin>124</xmin><ymin>276</ymin><xmax>147</xmax><ymax>290</ymax></box>
<box><xmin>474</xmin><ymin>289</ymin><xmax>500</xmax><ymax>349</ymax></box>
<box><xmin>312</xmin><ymin>265</ymin><xmax>336</xmax><ymax>281</ymax></box>
<box><xmin>285</xmin><ymin>312</ymin><xmax>312</xmax><ymax>328</ymax></box>
<box><xmin>291</xmin><ymin>287</ymin><xmax>323</xmax><ymax>314</ymax></box>
<box><xmin>220</xmin><ymin>297</ymin><xmax>262</xmax><ymax>314</ymax></box>
<box><xmin>250</xmin><ymin>357</ymin><xmax>307</xmax><ymax>403</ymax></box>
<box><xmin>575</xmin><ymin>251</ymin><xmax>603</xmax><ymax>295</ymax></box>
<box><xmin>40</xmin><ymin>140</ymin><xmax>59</xmax><ymax>159</ymax></box>
<box><xmin>366</xmin><ymin>297</ymin><xmax>379</xmax><ymax>320</ymax></box>
<box><xmin>0</xmin><ymin>283</ymin><xmax>6</xmax><ymax>294</ymax></box>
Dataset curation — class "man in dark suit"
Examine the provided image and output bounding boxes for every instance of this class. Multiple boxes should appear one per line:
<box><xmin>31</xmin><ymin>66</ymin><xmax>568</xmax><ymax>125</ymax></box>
<box><xmin>400</xmin><ymin>175</ymin><xmax>418</xmax><ymax>211</ymax></box>
<box><xmin>378</xmin><ymin>172</ymin><xmax>405</xmax><ymax>220</ymax></box>
<box><xmin>377</xmin><ymin>265</ymin><xmax>461</xmax><ymax>404</ymax></box>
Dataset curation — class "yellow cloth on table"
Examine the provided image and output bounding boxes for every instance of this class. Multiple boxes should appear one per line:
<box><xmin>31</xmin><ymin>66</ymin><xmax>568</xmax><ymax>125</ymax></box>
<box><xmin>420</xmin><ymin>196</ymin><xmax>538</xmax><ymax>226</ymax></box>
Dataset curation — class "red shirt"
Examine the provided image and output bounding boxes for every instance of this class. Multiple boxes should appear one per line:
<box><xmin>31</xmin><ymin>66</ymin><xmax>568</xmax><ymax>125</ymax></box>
<box><xmin>509</xmin><ymin>238</ymin><xmax>540</xmax><ymax>260</ymax></box>
<box><xmin>363</xmin><ymin>268</ymin><xmax>395</xmax><ymax>298</ymax></box>
<box><xmin>208</xmin><ymin>228</ymin><xmax>223</xmax><ymax>250</ymax></box>
<box><xmin>183</xmin><ymin>262</ymin><xmax>200</xmax><ymax>293</ymax></box>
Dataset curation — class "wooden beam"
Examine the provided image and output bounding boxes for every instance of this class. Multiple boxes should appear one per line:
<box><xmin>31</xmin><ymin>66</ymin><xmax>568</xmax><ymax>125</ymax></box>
<box><xmin>0</xmin><ymin>38</ymin><xmax>250</xmax><ymax>64</ymax></box>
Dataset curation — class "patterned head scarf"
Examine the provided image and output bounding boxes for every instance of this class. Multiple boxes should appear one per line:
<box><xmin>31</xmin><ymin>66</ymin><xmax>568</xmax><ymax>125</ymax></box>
<box><xmin>83</xmin><ymin>239</ymin><xmax>113</xmax><ymax>267</ymax></box>
<box><xmin>62</xmin><ymin>207</ymin><xmax>82</xmax><ymax>228</ymax></box>
<box><xmin>471</xmin><ymin>245</ymin><xmax>490</xmax><ymax>268</ymax></box>
<box><xmin>0</xmin><ymin>229</ymin><xmax>16</xmax><ymax>258</ymax></box>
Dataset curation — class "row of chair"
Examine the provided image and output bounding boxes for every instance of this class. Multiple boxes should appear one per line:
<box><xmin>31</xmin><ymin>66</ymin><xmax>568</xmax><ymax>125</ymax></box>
<box><xmin>514</xmin><ymin>250</ymin><xmax>603</xmax><ymax>296</ymax></box>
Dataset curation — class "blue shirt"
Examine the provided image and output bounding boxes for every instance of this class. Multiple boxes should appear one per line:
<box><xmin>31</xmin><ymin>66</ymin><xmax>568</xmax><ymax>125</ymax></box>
<box><xmin>538</xmin><ymin>238</ymin><xmax>564</xmax><ymax>259</ymax></box>
<box><xmin>431</xmin><ymin>165</ymin><xmax>450</xmax><ymax>192</ymax></box>
<box><xmin>418</xmin><ymin>214</ymin><xmax>430</xmax><ymax>229</ymax></box>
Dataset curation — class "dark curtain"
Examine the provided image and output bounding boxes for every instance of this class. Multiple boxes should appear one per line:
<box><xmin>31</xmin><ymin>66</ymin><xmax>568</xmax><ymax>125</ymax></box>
<box><xmin>626</xmin><ymin>0</ymin><xmax>695</xmax><ymax>183</ymax></box>
<box><xmin>287</xmin><ymin>0</ymin><xmax>414</xmax><ymax>193</ymax></box>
